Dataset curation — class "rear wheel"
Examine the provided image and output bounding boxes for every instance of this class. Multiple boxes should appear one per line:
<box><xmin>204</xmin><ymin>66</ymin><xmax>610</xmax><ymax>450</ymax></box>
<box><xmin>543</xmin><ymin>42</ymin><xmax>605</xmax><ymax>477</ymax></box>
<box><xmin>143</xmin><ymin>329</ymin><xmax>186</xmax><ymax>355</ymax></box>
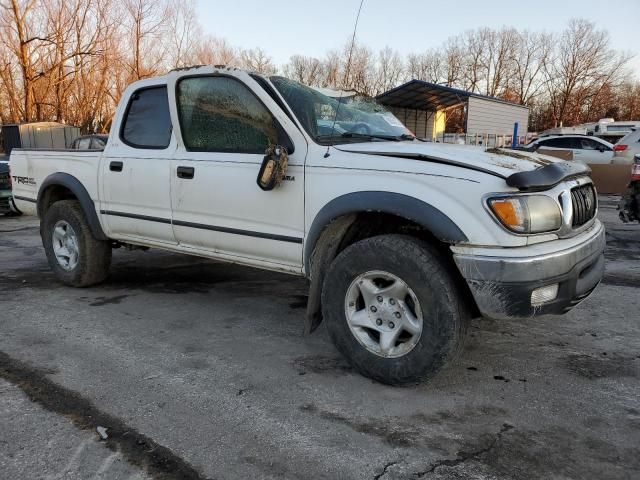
<box><xmin>42</xmin><ymin>200</ymin><xmax>111</xmax><ymax>287</ymax></box>
<box><xmin>322</xmin><ymin>234</ymin><xmax>468</xmax><ymax>385</ymax></box>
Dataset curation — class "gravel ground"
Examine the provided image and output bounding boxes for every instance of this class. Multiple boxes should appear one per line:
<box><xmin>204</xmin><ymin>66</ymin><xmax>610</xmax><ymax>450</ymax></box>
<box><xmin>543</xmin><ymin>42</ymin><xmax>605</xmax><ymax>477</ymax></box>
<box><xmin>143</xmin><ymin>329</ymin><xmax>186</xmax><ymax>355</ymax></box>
<box><xmin>0</xmin><ymin>196</ymin><xmax>638</xmax><ymax>480</ymax></box>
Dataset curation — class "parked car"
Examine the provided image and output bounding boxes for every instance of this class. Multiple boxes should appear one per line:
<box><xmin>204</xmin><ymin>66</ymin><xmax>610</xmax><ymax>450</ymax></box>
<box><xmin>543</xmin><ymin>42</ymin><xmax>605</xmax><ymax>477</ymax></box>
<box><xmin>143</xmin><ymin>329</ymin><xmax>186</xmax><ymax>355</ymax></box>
<box><xmin>524</xmin><ymin>135</ymin><xmax>614</xmax><ymax>164</ymax></box>
<box><xmin>10</xmin><ymin>66</ymin><xmax>605</xmax><ymax>385</ymax></box>
<box><xmin>71</xmin><ymin>134</ymin><xmax>108</xmax><ymax>150</ymax></box>
<box><xmin>619</xmin><ymin>154</ymin><xmax>640</xmax><ymax>223</ymax></box>
<box><xmin>0</xmin><ymin>160</ymin><xmax>14</xmax><ymax>214</ymax></box>
<box><xmin>612</xmin><ymin>128</ymin><xmax>640</xmax><ymax>165</ymax></box>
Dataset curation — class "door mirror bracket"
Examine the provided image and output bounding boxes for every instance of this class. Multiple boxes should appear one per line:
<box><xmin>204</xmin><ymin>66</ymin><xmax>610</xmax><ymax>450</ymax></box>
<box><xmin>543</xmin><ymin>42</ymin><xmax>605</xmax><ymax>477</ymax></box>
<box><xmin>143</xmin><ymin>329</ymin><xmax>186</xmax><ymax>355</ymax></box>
<box><xmin>257</xmin><ymin>145</ymin><xmax>289</xmax><ymax>191</ymax></box>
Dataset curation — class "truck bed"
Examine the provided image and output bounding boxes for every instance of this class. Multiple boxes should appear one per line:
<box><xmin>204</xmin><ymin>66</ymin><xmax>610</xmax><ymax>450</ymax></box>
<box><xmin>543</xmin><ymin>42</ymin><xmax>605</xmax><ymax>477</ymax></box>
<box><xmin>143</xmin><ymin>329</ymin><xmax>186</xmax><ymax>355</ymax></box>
<box><xmin>9</xmin><ymin>148</ymin><xmax>103</xmax><ymax>217</ymax></box>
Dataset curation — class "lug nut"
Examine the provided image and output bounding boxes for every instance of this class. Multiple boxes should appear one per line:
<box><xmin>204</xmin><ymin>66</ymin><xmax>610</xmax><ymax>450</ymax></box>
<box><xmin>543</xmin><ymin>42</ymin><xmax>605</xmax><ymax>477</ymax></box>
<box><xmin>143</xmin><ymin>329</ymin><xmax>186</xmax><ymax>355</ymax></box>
<box><xmin>376</xmin><ymin>318</ymin><xmax>383</xmax><ymax>326</ymax></box>
<box><xmin>377</xmin><ymin>295</ymin><xmax>383</xmax><ymax>303</ymax></box>
<box><xmin>389</xmin><ymin>322</ymin><xmax>395</xmax><ymax>329</ymax></box>
<box><xmin>370</xmin><ymin>306</ymin><xmax>377</xmax><ymax>313</ymax></box>
<box><xmin>394</xmin><ymin>312</ymin><xmax>401</xmax><ymax>319</ymax></box>
<box><xmin>389</xmin><ymin>298</ymin><xmax>396</xmax><ymax>305</ymax></box>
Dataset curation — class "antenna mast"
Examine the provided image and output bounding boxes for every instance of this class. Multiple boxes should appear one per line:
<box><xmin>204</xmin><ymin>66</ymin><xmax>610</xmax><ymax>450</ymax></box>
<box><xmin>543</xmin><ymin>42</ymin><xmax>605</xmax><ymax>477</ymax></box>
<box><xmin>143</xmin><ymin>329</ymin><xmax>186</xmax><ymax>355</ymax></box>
<box><xmin>325</xmin><ymin>0</ymin><xmax>365</xmax><ymax>158</ymax></box>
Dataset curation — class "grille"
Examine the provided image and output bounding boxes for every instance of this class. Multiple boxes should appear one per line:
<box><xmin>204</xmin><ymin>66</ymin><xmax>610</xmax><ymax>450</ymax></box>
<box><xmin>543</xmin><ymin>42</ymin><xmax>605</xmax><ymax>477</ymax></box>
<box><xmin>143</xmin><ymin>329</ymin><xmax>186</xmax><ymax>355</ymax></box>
<box><xmin>571</xmin><ymin>184</ymin><xmax>597</xmax><ymax>227</ymax></box>
<box><xmin>0</xmin><ymin>197</ymin><xmax>10</xmax><ymax>212</ymax></box>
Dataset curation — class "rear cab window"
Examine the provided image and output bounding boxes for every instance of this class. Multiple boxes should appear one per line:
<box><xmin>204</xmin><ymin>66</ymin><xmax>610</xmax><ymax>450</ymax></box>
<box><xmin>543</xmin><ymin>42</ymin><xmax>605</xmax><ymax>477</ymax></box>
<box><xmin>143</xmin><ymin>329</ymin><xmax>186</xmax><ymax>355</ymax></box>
<box><xmin>120</xmin><ymin>86</ymin><xmax>172</xmax><ymax>149</ymax></box>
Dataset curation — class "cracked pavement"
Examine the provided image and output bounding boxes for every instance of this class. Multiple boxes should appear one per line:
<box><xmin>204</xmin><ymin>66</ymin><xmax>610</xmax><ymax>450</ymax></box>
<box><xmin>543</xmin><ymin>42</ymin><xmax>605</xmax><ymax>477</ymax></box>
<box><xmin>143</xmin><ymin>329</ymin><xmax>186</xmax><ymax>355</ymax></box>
<box><xmin>0</xmin><ymin>196</ymin><xmax>639</xmax><ymax>479</ymax></box>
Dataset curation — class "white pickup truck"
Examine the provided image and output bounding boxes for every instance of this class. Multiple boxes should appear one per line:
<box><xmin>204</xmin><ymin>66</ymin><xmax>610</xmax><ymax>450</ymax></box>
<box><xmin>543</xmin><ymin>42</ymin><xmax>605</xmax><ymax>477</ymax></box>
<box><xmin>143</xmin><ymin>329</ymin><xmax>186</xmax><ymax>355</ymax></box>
<box><xmin>10</xmin><ymin>66</ymin><xmax>605</xmax><ymax>385</ymax></box>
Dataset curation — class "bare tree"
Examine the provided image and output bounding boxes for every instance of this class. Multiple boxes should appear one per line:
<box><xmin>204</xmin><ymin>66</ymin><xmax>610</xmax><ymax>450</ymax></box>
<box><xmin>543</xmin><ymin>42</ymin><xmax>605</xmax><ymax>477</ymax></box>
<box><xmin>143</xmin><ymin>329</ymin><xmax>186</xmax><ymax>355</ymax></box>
<box><xmin>1</xmin><ymin>0</ymin><xmax>42</xmax><ymax>121</ymax></box>
<box><xmin>510</xmin><ymin>31</ymin><xmax>551</xmax><ymax>105</ymax></box>
<box><xmin>373</xmin><ymin>47</ymin><xmax>403</xmax><ymax>93</ymax></box>
<box><xmin>192</xmin><ymin>36</ymin><xmax>238</xmax><ymax>66</ymax></box>
<box><xmin>282</xmin><ymin>54</ymin><xmax>323</xmax><ymax>85</ymax></box>
<box><xmin>0</xmin><ymin>7</ymin><xmax>636</xmax><ymax>135</ymax></box>
<box><xmin>166</xmin><ymin>0</ymin><xmax>199</xmax><ymax>68</ymax></box>
<box><xmin>122</xmin><ymin>0</ymin><xmax>170</xmax><ymax>81</ymax></box>
<box><xmin>543</xmin><ymin>19</ymin><xmax>631</xmax><ymax>126</ymax></box>
<box><xmin>240</xmin><ymin>47</ymin><xmax>276</xmax><ymax>74</ymax></box>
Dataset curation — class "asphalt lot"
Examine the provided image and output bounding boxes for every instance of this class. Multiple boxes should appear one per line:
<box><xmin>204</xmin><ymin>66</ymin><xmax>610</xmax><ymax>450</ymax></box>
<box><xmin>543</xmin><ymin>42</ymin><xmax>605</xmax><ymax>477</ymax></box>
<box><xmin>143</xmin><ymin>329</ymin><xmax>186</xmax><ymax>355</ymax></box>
<box><xmin>0</xmin><ymin>196</ymin><xmax>639</xmax><ymax>480</ymax></box>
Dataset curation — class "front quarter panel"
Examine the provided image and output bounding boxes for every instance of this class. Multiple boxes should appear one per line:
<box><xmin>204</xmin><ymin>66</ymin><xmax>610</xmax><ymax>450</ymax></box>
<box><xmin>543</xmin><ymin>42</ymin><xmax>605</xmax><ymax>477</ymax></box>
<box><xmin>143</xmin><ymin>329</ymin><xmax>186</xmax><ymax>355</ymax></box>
<box><xmin>304</xmin><ymin>144</ymin><xmax>526</xmax><ymax>265</ymax></box>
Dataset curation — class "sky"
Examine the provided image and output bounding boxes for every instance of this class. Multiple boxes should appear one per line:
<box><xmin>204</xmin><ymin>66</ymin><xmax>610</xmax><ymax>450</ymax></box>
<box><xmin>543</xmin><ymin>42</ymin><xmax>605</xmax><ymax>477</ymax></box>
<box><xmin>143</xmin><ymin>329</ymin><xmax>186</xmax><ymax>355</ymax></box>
<box><xmin>196</xmin><ymin>0</ymin><xmax>639</xmax><ymax>79</ymax></box>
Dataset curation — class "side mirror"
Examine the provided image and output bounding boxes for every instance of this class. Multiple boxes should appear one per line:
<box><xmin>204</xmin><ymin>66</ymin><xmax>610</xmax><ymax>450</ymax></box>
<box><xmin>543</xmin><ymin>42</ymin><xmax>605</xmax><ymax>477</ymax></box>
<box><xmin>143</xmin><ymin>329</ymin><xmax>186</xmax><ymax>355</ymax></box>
<box><xmin>598</xmin><ymin>146</ymin><xmax>606</xmax><ymax>152</ymax></box>
<box><xmin>257</xmin><ymin>145</ymin><xmax>288</xmax><ymax>191</ymax></box>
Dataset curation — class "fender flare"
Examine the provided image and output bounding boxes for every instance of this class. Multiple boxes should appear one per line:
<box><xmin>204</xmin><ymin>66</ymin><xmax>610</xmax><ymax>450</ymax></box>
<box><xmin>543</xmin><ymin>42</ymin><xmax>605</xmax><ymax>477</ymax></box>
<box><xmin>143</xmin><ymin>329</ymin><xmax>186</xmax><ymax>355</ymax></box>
<box><xmin>37</xmin><ymin>172</ymin><xmax>108</xmax><ymax>241</ymax></box>
<box><xmin>303</xmin><ymin>191</ymin><xmax>468</xmax><ymax>275</ymax></box>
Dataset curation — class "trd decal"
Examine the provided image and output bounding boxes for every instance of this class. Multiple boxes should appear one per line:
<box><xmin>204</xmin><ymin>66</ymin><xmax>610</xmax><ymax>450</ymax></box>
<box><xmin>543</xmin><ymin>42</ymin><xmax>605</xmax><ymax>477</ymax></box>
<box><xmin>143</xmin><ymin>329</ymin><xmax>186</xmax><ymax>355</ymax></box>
<box><xmin>12</xmin><ymin>176</ymin><xmax>36</xmax><ymax>186</ymax></box>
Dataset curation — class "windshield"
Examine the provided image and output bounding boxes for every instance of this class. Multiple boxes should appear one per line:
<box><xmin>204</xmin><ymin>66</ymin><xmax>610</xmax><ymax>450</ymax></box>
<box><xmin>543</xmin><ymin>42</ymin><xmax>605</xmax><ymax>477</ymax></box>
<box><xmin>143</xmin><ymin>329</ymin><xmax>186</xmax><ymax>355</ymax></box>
<box><xmin>270</xmin><ymin>76</ymin><xmax>412</xmax><ymax>144</ymax></box>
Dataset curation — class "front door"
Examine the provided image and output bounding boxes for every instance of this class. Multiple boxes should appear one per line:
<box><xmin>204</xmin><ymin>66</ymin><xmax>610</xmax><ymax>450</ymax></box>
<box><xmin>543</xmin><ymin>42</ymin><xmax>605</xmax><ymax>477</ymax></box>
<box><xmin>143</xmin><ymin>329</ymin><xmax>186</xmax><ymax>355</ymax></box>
<box><xmin>100</xmin><ymin>85</ymin><xmax>176</xmax><ymax>246</ymax></box>
<box><xmin>169</xmin><ymin>74</ymin><xmax>307</xmax><ymax>272</ymax></box>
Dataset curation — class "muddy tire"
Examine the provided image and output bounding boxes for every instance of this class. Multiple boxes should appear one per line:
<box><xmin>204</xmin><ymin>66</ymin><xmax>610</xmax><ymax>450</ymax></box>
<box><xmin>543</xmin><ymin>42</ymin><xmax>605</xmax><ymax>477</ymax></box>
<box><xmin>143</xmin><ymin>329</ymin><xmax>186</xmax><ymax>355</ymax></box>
<box><xmin>322</xmin><ymin>234</ymin><xmax>468</xmax><ymax>385</ymax></box>
<box><xmin>42</xmin><ymin>200</ymin><xmax>111</xmax><ymax>287</ymax></box>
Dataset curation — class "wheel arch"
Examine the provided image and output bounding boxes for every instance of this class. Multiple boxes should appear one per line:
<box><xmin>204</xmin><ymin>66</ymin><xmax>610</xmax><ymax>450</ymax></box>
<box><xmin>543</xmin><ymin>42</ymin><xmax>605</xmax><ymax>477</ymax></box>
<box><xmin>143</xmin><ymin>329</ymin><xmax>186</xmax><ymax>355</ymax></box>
<box><xmin>304</xmin><ymin>191</ymin><xmax>467</xmax><ymax>275</ymax></box>
<box><xmin>303</xmin><ymin>191</ymin><xmax>469</xmax><ymax>334</ymax></box>
<box><xmin>37</xmin><ymin>173</ymin><xmax>108</xmax><ymax>241</ymax></box>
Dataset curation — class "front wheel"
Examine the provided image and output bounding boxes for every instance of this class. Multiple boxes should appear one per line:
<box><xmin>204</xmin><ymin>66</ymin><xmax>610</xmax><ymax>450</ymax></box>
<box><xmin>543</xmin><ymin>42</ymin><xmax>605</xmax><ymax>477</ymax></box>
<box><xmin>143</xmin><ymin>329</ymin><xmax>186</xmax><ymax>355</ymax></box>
<box><xmin>322</xmin><ymin>234</ymin><xmax>468</xmax><ymax>385</ymax></box>
<box><xmin>42</xmin><ymin>200</ymin><xmax>111</xmax><ymax>287</ymax></box>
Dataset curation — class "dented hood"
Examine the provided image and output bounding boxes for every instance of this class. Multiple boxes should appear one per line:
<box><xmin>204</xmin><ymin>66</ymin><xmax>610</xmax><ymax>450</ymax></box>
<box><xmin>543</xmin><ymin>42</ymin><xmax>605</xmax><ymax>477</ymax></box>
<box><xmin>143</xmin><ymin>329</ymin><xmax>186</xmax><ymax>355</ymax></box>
<box><xmin>334</xmin><ymin>142</ymin><xmax>563</xmax><ymax>178</ymax></box>
<box><xmin>334</xmin><ymin>142</ymin><xmax>591</xmax><ymax>190</ymax></box>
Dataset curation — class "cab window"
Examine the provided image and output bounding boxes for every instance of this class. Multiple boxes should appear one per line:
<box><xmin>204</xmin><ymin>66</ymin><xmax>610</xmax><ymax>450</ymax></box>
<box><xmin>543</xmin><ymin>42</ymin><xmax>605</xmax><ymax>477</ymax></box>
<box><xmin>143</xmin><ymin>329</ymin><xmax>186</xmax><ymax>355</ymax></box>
<box><xmin>121</xmin><ymin>87</ymin><xmax>172</xmax><ymax>149</ymax></box>
<box><xmin>176</xmin><ymin>76</ymin><xmax>277</xmax><ymax>153</ymax></box>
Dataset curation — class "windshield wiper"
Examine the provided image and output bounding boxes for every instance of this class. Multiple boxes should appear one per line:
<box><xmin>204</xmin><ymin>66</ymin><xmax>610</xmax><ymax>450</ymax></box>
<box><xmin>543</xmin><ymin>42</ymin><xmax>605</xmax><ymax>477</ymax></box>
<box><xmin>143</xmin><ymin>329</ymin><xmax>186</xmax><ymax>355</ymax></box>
<box><xmin>399</xmin><ymin>133</ymin><xmax>420</xmax><ymax>141</ymax></box>
<box><xmin>339</xmin><ymin>132</ymin><xmax>402</xmax><ymax>141</ymax></box>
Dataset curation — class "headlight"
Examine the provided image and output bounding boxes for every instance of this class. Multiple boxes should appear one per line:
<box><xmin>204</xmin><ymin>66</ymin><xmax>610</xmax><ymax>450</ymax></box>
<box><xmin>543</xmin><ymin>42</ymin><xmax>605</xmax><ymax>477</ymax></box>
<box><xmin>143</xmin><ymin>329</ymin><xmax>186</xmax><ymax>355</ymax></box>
<box><xmin>488</xmin><ymin>195</ymin><xmax>562</xmax><ymax>233</ymax></box>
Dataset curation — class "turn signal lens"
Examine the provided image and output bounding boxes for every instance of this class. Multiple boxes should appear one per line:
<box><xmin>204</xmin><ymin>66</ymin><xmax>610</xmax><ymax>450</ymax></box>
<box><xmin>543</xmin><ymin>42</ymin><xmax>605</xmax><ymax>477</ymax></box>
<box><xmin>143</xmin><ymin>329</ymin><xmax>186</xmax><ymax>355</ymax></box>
<box><xmin>488</xmin><ymin>195</ymin><xmax>562</xmax><ymax>234</ymax></box>
<box><xmin>490</xmin><ymin>199</ymin><xmax>524</xmax><ymax>230</ymax></box>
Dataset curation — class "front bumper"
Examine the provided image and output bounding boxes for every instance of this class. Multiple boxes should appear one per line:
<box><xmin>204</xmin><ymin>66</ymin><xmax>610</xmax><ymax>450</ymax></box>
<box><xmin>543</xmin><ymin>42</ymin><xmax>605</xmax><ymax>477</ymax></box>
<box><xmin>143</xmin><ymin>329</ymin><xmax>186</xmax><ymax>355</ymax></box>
<box><xmin>453</xmin><ymin>221</ymin><xmax>606</xmax><ymax>319</ymax></box>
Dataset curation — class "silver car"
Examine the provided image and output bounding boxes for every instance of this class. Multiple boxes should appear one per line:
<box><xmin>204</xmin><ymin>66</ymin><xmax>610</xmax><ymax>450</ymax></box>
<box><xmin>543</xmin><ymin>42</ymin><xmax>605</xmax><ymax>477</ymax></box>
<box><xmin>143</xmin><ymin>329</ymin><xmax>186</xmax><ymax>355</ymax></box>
<box><xmin>524</xmin><ymin>135</ymin><xmax>614</xmax><ymax>164</ymax></box>
<box><xmin>613</xmin><ymin>128</ymin><xmax>640</xmax><ymax>164</ymax></box>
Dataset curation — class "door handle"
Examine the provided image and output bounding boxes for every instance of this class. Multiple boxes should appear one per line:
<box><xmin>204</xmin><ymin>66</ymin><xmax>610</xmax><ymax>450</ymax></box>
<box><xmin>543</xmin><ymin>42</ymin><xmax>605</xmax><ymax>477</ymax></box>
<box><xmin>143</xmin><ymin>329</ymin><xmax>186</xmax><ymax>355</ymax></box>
<box><xmin>109</xmin><ymin>161</ymin><xmax>123</xmax><ymax>172</ymax></box>
<box><xmin>177</xmin><ymin>166</ymin><xmax>195</xmax><ymax>179</ymax></box>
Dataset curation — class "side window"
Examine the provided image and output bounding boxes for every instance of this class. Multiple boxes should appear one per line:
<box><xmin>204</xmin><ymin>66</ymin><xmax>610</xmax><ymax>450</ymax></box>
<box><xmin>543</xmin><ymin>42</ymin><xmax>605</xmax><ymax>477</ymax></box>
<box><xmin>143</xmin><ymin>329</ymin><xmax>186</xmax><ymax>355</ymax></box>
<box><xmin>121</xmin><ymin>87</ymin><xmax>172</xmax><ymax>149</ymax></box>
<box><xmin>77</xmin><ymin>138</ymin><xmax>91</xmax><ymax>149</ymax></box>
<box><xmin>556</xmin><ymin>137</ymin><xmax>575</xmax><ymax>149</ymax></box>
<box><xmin>580</xmin><ymin>138</ymin><xmax>602</xmax><ymax>150</ymax></box>
<box><xmin>177</xmin><ymin>76</ymin><xmax>277</xmax><ymax>153</ymax></box>
<box><xmin>541</xmin><ymin>138</ymin><xmax>569</xmax><ymax>148</ymax></box>
<box><xmin>91</xmin><ymin>137</ymin><xmax>106</xmax><ymax>149</ymax></box>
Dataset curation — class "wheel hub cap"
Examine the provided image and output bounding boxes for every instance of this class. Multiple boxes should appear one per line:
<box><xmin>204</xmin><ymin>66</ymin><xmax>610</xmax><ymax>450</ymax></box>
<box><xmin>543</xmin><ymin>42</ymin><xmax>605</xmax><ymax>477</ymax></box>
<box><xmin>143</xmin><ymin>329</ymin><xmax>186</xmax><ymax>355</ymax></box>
<box><xmin>52</xmin><ymin>220</ymin><xmax>79</xmax><ymax>271</ymax></box>
<box><xmin>344</xmin><ymin>270</ymin><xmax>424</xmax><ymax>358</ymax></box>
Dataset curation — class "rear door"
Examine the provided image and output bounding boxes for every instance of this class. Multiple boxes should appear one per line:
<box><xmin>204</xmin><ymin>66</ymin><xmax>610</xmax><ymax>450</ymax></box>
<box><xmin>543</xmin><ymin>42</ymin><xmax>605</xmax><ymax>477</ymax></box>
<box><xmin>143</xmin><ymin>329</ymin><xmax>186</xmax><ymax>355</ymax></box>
<box><xmin>99</xmin><ymin>85</ymin><xmax>177</xmax><ymax>245</ymax></box>
<box><xmin>168</xmin><ymin>72</ymin><xmax>307</xmax><ymax>272</ymax></box>
<box><xmin>574</xmin><ymin>137</ymin><xmax>613</xmax><ymax>164</ymax></box>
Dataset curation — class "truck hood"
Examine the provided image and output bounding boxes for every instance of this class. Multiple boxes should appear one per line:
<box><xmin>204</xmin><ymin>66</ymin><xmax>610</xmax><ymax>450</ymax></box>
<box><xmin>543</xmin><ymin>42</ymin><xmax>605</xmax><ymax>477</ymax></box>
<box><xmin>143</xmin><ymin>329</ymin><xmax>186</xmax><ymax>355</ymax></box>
<box><xmin>334</xmin><ymin>141</ymin><xmax>590</xmax><ymax>190</ymax></box>
<box><xmin>334</xmin><ymin>142</ymin><xmax>561</xmax><ymax>177</ymax></box>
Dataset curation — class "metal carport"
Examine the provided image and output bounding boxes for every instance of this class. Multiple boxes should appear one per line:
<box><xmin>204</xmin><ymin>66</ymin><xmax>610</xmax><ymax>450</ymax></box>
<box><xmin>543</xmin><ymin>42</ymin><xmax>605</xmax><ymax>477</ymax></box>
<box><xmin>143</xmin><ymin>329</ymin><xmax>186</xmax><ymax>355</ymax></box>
<box><xmin>376</xmin><ymin>80</ymin><xmax>530</xmax><ymax>144</ymax></box>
